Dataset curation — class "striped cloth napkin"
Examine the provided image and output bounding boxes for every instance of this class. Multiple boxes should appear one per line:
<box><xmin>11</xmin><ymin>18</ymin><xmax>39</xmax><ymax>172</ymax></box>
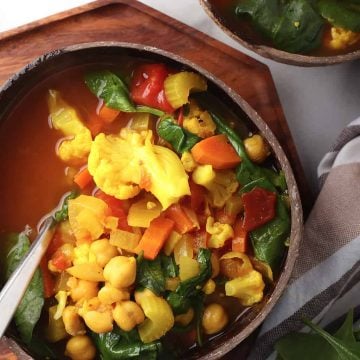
<box><xmin>248</xmin><ymin>117</ymin><xmax>360</xmax><ymax>360</ymax></box>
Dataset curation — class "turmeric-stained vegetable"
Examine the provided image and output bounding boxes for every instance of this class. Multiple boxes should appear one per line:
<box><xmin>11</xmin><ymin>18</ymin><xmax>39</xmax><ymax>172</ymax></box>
<box><xmin>164</xmin><ymin>71</ymin><xmax>207</xmax><ymax>109</ymax></box>
<box><xmin>47</xmin><ymin>305</ymin><xmax>67</xmax><ymax>343</ymax></box>
<box><xmin>48</xmin><ymin>90</ymin><xmax>92</xmax><ymax>165</ymax></box>
<box><xmin>243</xmin><ymin>134</ymin><xmax>271</xmax><ymax>164</ymax></box>
<box><xmin>182</xmin><ymin>101</ymin><xmax>216</xmax><ymax>138</ymax></box>
<box><xmin>328</xmin><ymin>27</ymin><xmax>360</xmax><ymax>50</ymax></box>
<box><xmin>163</xmin><ymin>231</ymin><xmax>182</xmax><ymax>256</ymax></box>
<box><xmin>174</xmin><ymin>235</ymin><xmax>194</xmax><ymax>265</ymax></box>
<box><xmin>54</xmin><ymin>290</ymin><xmax>68</xmax><ymax>320</ymax></box>
<box><xmin>206</xmin><ymin>217</ymin><xmax>234</xmax><ymax>248</ymax></box>
<box><xmin>68</xmin><ymin>195</ymin><xmax>113</xmax><ymax>243</ymax></box>
<box><xmin>67</xmin><ymin>263</ymin><xmax>105</xmax><ymax>282</ymax></box>
<box><xmin>192</xmin><ymin>165</ymin><xmax>239</xmax><ymax>207</ymax></box>
<box><xmin>88</xmin><ymin>129</ymin><xmax>190</xmax><ymax>209</ymax></box>
<box><xmin>179</xmin><ymin>256</ymin><xmax>200</xmax><ymax>281</ymax></box>
<box><xmin>225</xmin><ymin>270</ymin><xmax>265</xmax><ymax>306</ymax></box>
<box><xmin>220</xmin><ymin>252</ymin><xmax>253</xmax><ymax>278</ymax></box>
<box><xmin>232</xmin><ymin>218</ymin><xmax>248</xmax><ymax>253</ymax></box>
<box><xmin>134</xmin><ymin>217</ymin><xmax>175</xmax><ymax>260</ymax></box>
<box><xmin>191</xmin><ymin>135</ymin><xmax>241</xmax><ymax>169</ymax></box>
<box><xmin>137</xmin><ymin>295</ymin><xmax>175</xmax><ymax>343</ymax></box>
<box><xmin>127</xmin><ymin>197</ymin><xmax>162</xmax><ymax>228</ymax></box>
<box><xmin>129</xmin><ymin>112</ymin><xmax>152</xmax><ymax>131</ymax></box>
<box><xmin>73</xmin><ymin>167</ymin><xmax>93</xmax><ymax>189</ymax></box>
<box><xmin>109</xmin><ymin>229</ymin><xmax>141</xmax><ymax>252</ymax></box>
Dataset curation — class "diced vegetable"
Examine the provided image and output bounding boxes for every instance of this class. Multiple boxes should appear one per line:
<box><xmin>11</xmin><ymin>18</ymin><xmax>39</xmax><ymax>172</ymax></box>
<box><xmin>179</xmin><ymin>256</ymin><xmax>200</xmax><ymax>281</ymax></box>
<box><xmin>220</xmin><ymin>252</ymin><xmax>253</xmax><ymax>278</ymax></box>
<box><xmin>232</xmin><ymin>218</ymin><xmax>248</xmax><ymax>253</ymax></box>
<box><xmin>165</xmin><ymin>204</ymin><xmax>197</xmax><ymax>234</ymax></box>
<box><xmin>163</xmin><ymin>230</ymin><xmax>182</xmax><ymax>256</ymax></box>
<box><xmin>242</xmin><ymin>186</ymin><xmax>277</xmax><ymax>231</ymax></box>
<box><xmin>73</xmin><ymin>167</ymin><xmax>93</xmax><ymax>189</ymax></box>
<box><xmin>130</xmin><ymin>63</ymin><xmax>175</xmax><ymax>113</ymax></box>
<box><xmin>40</xmin><ymin>258</ymin><xmax>55</xmax><ymax>298</ymax></box>
<box><xmin>191</xmin><ymin>134</ymin><xmax>241</xmax><ymax>169</ymax></box>
<box><xmin>164</xmin><ymin>71</ymin><xmax>207</xmax><ymax>109</ymax></box>
<box><xmin>129</xmin><ymin>112</ymin><xmax>151</xmax><ymax>131</ymax></box>
<box><xmin>206</xmin><ymin>217</ymin><xmax>234</xmax><ymax>248</ymax></box>
<box><xmin>66</xmin><ymin>263</ymin><xmax>105</xmax><ymax>282</ymax></box>
<box><xmin>127</xmin><ymin>197</ymin><xmax>162</xmax><ymax>228</ymax></box>
<box><xmin>174</xmin><ymin>235</ymin><xmax>194</xmax><ymax>265</ymax></box>
<box><xmin>109</xmin><ymin>229</ymin><xmax>141</xmax><ymax>252</ymax></box>
<box><xmin>134</xmin><ymin>217</ymin><xmax>175</xmax><ymax>260</ymax></box>
<box><xmin>46</xmin><ymin>306</ymin><xmax>67</xmax><ymax>343</ymax></box>
<box><xmin>138</xmin><ymin>295</ymin><xmax>175</xmax><ymax>343</ymax></box>
<box><xmin>225</xmin><ymin>269</ymin><xmax>265</xmax><ymax>306</ymax></box>
<box><xmin>98</xmin><ymin>103</ymin><xmax>120</xmax><ymax>123</ymax></box>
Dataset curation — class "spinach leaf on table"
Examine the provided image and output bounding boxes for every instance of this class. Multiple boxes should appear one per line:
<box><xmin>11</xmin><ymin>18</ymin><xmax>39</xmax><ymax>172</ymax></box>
<box><xmin>157</xmin><ymin>117</ymin><xmax>201</xmax><ymax>154</ymax></box>
<box><xmin>317</xmin><ymin>0</ymin><xmax>360</xmax><ymax>32</ymax></box>
<box><xmin>5</xmin><ymin>233</ymin><xmax>44</xmax><ymax>344</ymax></box>
<box><xmin>236</xmin><ymin>0</ymin><xmax>324</xmax><ymax>53</ymax></box>
<box><xmin>275</xmin><ymin>310</ymin><xmax>360</xmax><ymax>359</ymax></box>
<box><xmin>85</xmin><ymin>71</ymin><xmax>166</xmax><ymax>116</ymax></box>
<box><xmin>240</xmin><ymin>177</ymin><xmax>290</xmax><ymax>270</ymax></box>
<box><xmin>92</xmin><ymin>327</ymin><xmax>163</xmax><ymax>360</ymax></box>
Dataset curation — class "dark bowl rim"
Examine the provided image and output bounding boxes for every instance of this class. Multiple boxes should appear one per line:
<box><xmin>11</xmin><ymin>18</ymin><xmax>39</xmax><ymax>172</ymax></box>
<box><xmin>0</xmin><ymin>41</ymin><xmax>303</xmax><ymax>359</ymax></box>
<box><xmin>199</xmin><ymin>0</ymin><xmax>360</xmax><ymax>67</ymax></box>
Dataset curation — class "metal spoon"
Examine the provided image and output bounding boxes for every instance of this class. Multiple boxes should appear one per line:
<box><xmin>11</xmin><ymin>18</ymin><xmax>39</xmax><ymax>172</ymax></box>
<box><xmin>0</xmin><ymin>217</ymin><xmax>55</xmax><ymax>338</ymax></box>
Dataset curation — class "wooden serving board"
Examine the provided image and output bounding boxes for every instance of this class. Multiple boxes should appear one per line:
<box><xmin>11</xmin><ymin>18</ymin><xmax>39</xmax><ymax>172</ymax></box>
<box><xmin>0</xmin><ymin>0</ymin><xmax>312</xmax><ymax>358</ymax></box>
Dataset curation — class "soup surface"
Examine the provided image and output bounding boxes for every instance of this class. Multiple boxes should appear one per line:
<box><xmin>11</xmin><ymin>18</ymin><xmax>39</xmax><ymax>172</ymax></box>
<box><xmin>0</xmin><ymin>58</ymin><xmax>290</xmax><ymax>359</ymax></box>
<box><xmin>209</xmin><ymin>0</ymin><xmax>360</xmax><ymax>56</ymax></box>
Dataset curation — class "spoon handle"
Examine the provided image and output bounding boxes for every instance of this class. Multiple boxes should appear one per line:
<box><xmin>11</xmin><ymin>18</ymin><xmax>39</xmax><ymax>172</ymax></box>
<box><xmin>0</xmin><ymin>217</ymin><xmax>55</xmax><ymax>338</ymax></box>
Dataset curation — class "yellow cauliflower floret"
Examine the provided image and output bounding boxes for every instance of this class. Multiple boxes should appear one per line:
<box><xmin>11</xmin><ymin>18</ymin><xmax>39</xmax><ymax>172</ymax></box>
<box><xmin>73</xmin><ymin>244</ymin><xmax>97</xmax><ymax>266</ymax></box>
<box><xmin>68</xmin><ymin>195</ymin><xmax>117</xmax><ymax>243</ymax></box>
<box><xmin>328</xmin><ymin>27</ymin><xmax>360</xmax><ymax>50</ymax></box>
<box><xmin>88</xmin><ymin>129</ymin><xmax>190</xmax><ymax>209</ymax></box>
<box><xmin>206</xmin><ymin>217</ymin><xmax>234</xmax><ymax>248</ymax></box>
<box><xmin>192</xmin><ymin>165</ymin><xmax>238</xmax><ymax>207</ymax></box>
<box><xmin>225</xmin><ymin>270</ymin><xmax>265</xmax><ymax>306</ymax></box>
<box><xmin>182</xmin><ymin>100</ymin><xmax>216</xmax><ymax>138</ymax></box>
<box><xmin>181</xmin><ymin>151</ymin><xmax>198</xmax><ymax>172</ymax></box>
<box><xmin>48</xmin><ymin>90</ymin><xmax>92</xmax><ymax>165</ymax></box>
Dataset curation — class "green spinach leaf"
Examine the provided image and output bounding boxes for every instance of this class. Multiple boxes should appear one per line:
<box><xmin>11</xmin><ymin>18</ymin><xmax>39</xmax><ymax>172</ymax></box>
<box><xmin>54</xmin><ymin>190</ymin><xmax>78</xmax><ymax>223</ymax></box>
<box><xmin>157</xmin><ymin>117</ymin><xmax>201</xmax><ymax>154</ymax></box>
<box><xmin>166</xmin><ymin>249</ymin><xmax>212</xmax><ymax>314</ymax></box>
<box><xmin>85</xmin><ymin>71</ymin><xmax>166</xmax><ymax>116</ymax></box>
<box><xmin>5</xmin><ymin>233</ymin><xmax>44</xmax><ymax>344</ymax></box>
<box><xmin>275</xmin><ymin>310</ymin><xmax>360</xmax><ymax>360</ymax></box>
<box><xmin>236</xmin><ymin>0</ymin><xmax>324</xmax><ymax>53</ymax></box>
<box><xmin>92</xmin><ymin>327</ymin><xmax>163</xmax><ymax>360</ymax></box>
<box><xmin>317</xmin><ymin>0</ymin><xmax>360</xmax><ymax>32</ymax></box>
<box><xmin>240</xmin><ymin>178</ymin><xmax>290</xmax><ymax>270</ymax></box>
<box><xmin>161</xmin><ymin>254</ymin><xmax>179</xmax><ymax>278</ymax></box>
<box><xmin>136</xmin><ymin>253</ymin><xmax>165</xmax><ymax>296</ymax></box>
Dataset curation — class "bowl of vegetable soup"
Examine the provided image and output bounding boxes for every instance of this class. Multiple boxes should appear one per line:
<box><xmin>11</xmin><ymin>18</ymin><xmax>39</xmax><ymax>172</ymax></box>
<box><xmin>200</xmin><ymin>0</ymin><xmax>360</xmax><ymax>66</ymax></box>
<box><xmin>0</xmin><ymin>42</ymin><xmax>302</xmax><ymax>359</ymax></box>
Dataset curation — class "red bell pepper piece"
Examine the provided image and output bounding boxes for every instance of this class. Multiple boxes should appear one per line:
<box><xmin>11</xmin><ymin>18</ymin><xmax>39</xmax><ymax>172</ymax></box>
<box><xmin>51</xmin><ymin>250</ymin><xmax>71</xmax><ymax>271</ymax></box>
<box><xmin>130</xmin><ymin>63</ymin><xmax>175</xmax><ymax>113</ymax></box>
<box><xmin>189</xmin><ymin>180</ymin><xmax>206</xmax><ymax>213</ymax></box>
<box><xmin>165</xmin><ymin>204</ymin><xmax>197</xmax><ymax>234</ymax></box>
<box><xmin>95</xmin><ymin>190</ymin><xmax>132</xmax><ymax>232</ymax></box>
<box><xmin>242</xmin><ymin>187</ymin><xmax>277</xmax><ymax>231</ymax></box>
<box><xmin>232</xmin><ymin>218</ymin><xmax>248</xmax><ymax>253</ymax></box>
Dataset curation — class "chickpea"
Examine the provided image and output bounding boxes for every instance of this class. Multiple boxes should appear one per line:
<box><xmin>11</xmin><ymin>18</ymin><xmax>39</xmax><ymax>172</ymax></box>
<box><xmin>103</xmin><ymin>256</ymin><xmax>136</xmax><ymax>289</ymax></box>
<box><xmin>65</xmin><ymin>335</ymin><xmax>96</xmax><ymax>360</ymax></box>
<box><xmin>211</xmin><ymin>252</ymin><xmax>220</xmax><ymax>279</ymax></box>
<box><xmin>175</xmin><ymin>307</ymin><xmax>194</xmax><ymax>327</ymax></box>
<box><xmin>82</xmin><ymin>309</ymin><xmax>113</xmax><ymax>333</ymax></box>
<box><xmin>67</xmin><ymin>277</ymin><xmax>98</xmax><ymax>303</ymax></box>
<box><xmin>113</xmin><ymin>301</ymin><xmax>145</xmax><ymax>331</ymax></box>
<box><xmin>202</xmin><ymin>279</ymin><xmax>216</xmax><ymax>295</ymax></box>
<box><xmin>90</xmin><ymin>239</ymin><xmax>118</xmax><ymax>268</ymax></box>
<box><xmin>98</xmin><ymin>283</ymin><xmax>130</xmax><ymax>305</ymax></box>
<box><xmin>243</xmin><ymin>134</ymin><xmax>271</xmax><ymax>164</ymax></box>
<box><xmin>202</xmin><ymin>303</ymin><xmax>228</xmax><ymax>335</ymax></box>
<box><xmin>62</xmin><ymin>306</ymin><xmax>86</xmax><ymax>336</ymax></box>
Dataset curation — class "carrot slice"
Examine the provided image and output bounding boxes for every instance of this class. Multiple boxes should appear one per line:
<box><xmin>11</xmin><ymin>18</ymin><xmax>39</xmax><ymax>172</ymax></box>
<box><xmin>134</xmin><ymin>217</ymin><xmax>175</xmax><ymax>260</ymax></box>
<box><xmin>191</xmin><ymin>134</ymin><xmax>241</xmax><ymax>169</ymax></box>
<box><xmin>232</xmin><ymin>218</ymin><xmax>248</xmax><ymax>253</ymax></box>
<box><xmin>99</xmin><ymin>104</ymin><xmax>120</xmax><ymax>123</ymax></box>
<box><xmin>165</xmin><ymin>204</ymin><xmax>197</xmax><ymax>234</ymax></box>
<box><xmin>74</xmin><ymin>167</ymin><xmax>93</xmax><ymax>189</ymax></box>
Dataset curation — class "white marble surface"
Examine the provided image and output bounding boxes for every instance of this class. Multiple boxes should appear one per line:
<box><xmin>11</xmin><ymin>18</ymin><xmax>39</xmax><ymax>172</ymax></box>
<box><xmin>1</xmin><ymin>0</ymin><xmax>359</xmax><ymax>192</ymax></box>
